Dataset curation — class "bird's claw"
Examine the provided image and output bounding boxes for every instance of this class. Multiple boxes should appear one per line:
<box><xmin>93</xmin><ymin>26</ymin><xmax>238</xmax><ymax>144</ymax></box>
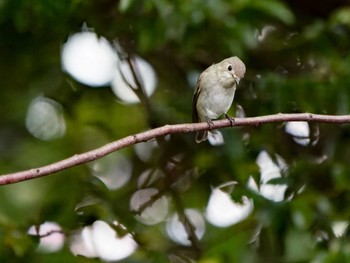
<box><xmin>224</xmin><ymin>114</ymin><xmax>235</xmax><ymax>126</ymax></box>
<box><xmin>206</xmin><ymin>120</ymin><xmax>214</xmax><ymax>130</ymax></box>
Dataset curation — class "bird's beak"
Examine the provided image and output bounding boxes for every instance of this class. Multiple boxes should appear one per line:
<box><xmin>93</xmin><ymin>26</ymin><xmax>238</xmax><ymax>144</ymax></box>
<box><xmin>234</xmin><ymin>76</ymin><xmax>240</xmax><ymax>86</ymax></box>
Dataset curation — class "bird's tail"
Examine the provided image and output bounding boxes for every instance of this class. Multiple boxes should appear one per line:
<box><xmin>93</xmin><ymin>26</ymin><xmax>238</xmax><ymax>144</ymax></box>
<box><xmin>195</xmin><ymin>130</ymin><xmax>208</xmax><ymax>143</ymax></box>
<box><xmin>196</xmin><ymin>129</ymin><xmax>224</xmax><ymax>146</ymax></box>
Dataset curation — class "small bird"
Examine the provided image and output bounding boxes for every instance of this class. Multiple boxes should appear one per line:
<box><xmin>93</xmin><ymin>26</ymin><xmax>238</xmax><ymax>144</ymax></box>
<box><xmin>192</xmin><ymin>56</ymin><xmax>246</xmax><ymax>144</ymax></box>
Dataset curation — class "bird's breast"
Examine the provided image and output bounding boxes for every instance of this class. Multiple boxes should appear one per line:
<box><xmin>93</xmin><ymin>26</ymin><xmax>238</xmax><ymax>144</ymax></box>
<box><xmin>199</xmin><ymin>84</ymin><xmax>236</xmax><ymax>119</ymax></box>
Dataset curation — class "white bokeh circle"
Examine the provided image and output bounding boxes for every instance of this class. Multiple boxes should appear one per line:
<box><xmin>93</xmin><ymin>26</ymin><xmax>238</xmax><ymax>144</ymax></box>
<box><xmin>111</xmin><ymin>56</ymin><xmax>157</xmax><ymax>103</ymax></box>
<box><xmin>61</xmin><ymin>31</ymin><xmax>117</xmax><ymax>87</ymax></box>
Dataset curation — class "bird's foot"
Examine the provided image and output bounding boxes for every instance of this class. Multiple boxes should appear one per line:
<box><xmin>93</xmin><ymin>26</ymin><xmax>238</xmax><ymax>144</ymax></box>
<box><xmin>204</xmin><ymin>116</ymin><xmax>214</xmax><ymax>130</ymax></box>
<box><xmin>206</xmin><ymin>120</ymin><xmax>214</xmax><ymax>130</ymax></box>
<box><xmin>224</xmin><ymin>114</ymin><xmax>235</xmax><ymax>126</ymax></box>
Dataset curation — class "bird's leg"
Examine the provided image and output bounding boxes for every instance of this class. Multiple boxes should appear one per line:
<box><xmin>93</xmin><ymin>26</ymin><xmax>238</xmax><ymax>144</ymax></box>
<box><xmin>205</xmin><ymin>116</ymin><xmax>214</xmax><ymax>130</ymax></box>
<box><xmin>224</xmin><ymin>114</ymin><xmax>235</xmax><ymax>127</ymax></box>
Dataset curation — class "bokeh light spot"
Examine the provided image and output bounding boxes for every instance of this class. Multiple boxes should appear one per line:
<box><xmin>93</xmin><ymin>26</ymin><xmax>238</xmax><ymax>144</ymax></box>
<box><xmin>25</xmin><ymin>96</ymin><xmax>66</xmax><ymax>140</ymax></box>
<box><xmin>61</xmin><ymin>29</ymin><xmax>117</xmax><ymax>87</ymax></box>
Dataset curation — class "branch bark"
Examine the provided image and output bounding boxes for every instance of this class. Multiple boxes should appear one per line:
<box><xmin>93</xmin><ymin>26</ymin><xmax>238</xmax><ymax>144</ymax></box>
<box><xmin>1</xmin><ymin>113</ymin><xmax>350</xmax><ymax>185</ymax></box>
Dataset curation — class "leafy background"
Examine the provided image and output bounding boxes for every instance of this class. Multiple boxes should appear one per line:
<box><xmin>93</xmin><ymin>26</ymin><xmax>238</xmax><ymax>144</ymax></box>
<box><xmin>1</xmin><ymin>0</ymin><xmax>350</xmax><ymax>262</ymax></box>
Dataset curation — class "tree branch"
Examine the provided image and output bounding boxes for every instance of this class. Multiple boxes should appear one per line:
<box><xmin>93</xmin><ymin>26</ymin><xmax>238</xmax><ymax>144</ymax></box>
<box><xmin>1</xmin><ymin>113</ymin><xmax>350</xmax><ymax>185</ymax></box>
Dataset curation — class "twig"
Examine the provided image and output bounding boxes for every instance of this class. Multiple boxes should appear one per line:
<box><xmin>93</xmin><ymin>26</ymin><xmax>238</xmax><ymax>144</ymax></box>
<box><xmin>1</xmin><ymin>113</ymin><xmax>350</xmax><ymax>185</ymax></box>
<box><xmin>170</xmin><ymin>188</ymin><xmax>202</xmax><ymax>259</ymax></box>
<box><xmin>29</xmin><ymin>229</ymin><xmax>65</xmax><ymax>238</ymax></box>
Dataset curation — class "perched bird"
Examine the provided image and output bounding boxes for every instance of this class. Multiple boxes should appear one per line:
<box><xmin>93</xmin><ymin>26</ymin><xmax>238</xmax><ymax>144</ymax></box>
<box><xmin>192</xmin><ymin>56</ymin><xmax>246</xmax><ymax>144</ymax></box>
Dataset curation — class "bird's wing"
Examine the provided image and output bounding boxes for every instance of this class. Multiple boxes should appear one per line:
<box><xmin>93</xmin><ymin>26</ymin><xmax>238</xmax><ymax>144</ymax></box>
<box><xmin>192</xmin><ymin>76</ymin><xmax>202</xmax><ymax>123</ymax></box>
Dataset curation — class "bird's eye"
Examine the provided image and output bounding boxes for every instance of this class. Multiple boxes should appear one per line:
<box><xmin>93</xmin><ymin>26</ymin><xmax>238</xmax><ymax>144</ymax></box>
<box><xmin>228</xmin><ymin>65</ymin><xmax>232</xmax><ymax>71</ymax></box>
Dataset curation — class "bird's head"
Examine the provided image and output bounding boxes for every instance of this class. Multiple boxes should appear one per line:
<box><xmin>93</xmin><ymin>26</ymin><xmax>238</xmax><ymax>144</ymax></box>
<box><xmin>217</xmin><ymin>56</ymin><xmax>246</xmax><ymax>87</ymax></box>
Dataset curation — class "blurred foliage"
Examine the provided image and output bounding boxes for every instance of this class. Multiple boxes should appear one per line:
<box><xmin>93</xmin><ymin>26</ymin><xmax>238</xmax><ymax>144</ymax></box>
<box><xmin>1</xmin><ymin>0</ymin><xmax>350</xmax><ymax>262</ymax></box>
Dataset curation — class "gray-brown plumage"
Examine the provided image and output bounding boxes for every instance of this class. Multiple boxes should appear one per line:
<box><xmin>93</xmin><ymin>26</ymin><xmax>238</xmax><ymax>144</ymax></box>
<box><xmin>192</xmin><ymin>57</ymin><xmax>246</xmax><ymax>143</ymax></box>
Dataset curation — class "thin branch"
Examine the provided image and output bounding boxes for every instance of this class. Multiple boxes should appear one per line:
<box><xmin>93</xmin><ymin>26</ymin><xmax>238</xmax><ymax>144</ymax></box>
<box><xmin>1</xmin><ymin>113</ymin><xmax>350</xmax><ymax>185</ymax></box>
<box><xmin>170</xmin><ymin>188</ymin><xmax>202</xmax><ymax>258</ymax></box>
<box><xmin>29</xmin><ymin>229</ymin><xmax>65</xmax><ymax>238</ymax></box>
